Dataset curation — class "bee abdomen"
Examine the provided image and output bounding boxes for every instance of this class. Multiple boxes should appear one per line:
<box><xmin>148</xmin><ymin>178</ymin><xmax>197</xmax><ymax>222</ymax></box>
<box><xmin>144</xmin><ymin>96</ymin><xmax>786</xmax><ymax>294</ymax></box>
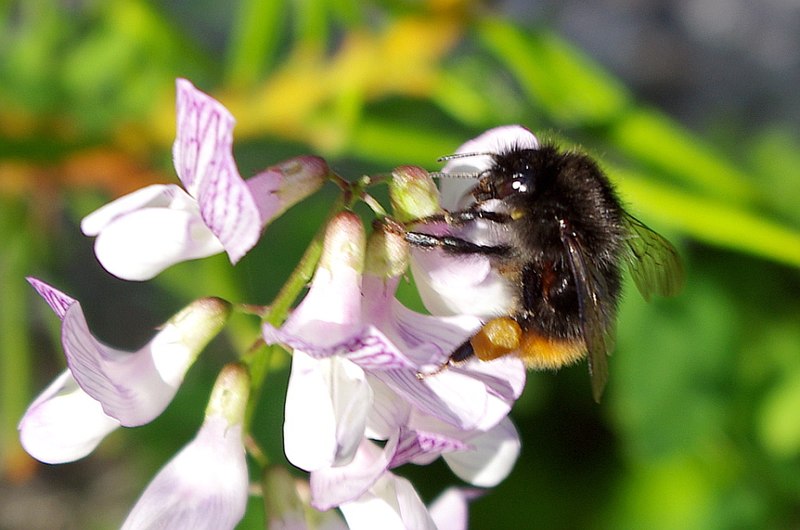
<box><xmin>517</xmin><ymin>330</ymin><xmax>586</xmax><ymax>370</ymax></box>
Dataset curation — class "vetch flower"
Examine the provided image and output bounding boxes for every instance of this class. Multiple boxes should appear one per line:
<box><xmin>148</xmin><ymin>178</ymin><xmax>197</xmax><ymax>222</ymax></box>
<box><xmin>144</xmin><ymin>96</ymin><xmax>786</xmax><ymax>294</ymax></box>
<box><xmin>18</xmin><ymin>278</ymin><xmax>230</xmax><ymax>463</ymax></box>
<box><xmin>81</xmin><ymin>78</ymin><xmax>328</xmax><ymax>280</ymax></box>
<box><xmin>121</xmin><ymin>363</ymin><xmax>250</xmax><ymax>530</ymax></box>
<box><xmin>264</xmin><ymin>213</ymin><xmax>525</xmax><ymax>509</ymax></box>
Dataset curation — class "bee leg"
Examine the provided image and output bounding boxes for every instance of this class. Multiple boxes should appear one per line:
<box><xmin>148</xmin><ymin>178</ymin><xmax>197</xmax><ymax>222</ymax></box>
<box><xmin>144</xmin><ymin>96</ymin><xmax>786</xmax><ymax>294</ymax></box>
<box><xmin>404</xmin><ymin>231</ymin><xmax>511</xmax><ymax>257</ymax></box>
<box><xmin>416</xmin><ymin>339</ymin><xmax>474</xmax><ymax>379</ymax></box>
<box><xmin>410</xmin><ymin>210</ymin><xmax>514</xmax><ymax>227</ymax></box>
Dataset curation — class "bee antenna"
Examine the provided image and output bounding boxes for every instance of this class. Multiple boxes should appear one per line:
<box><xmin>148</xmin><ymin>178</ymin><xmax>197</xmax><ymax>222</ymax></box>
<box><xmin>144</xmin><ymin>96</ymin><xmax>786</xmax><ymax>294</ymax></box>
<box><xmin>437</xmin><ymin>151</ymin><xmax>494</xmax><ymax>162</ymax></box>
<box><xmin>429</xmin><ymin>170</ymin><xmax>482</xmax><ymax>180</ymax></box>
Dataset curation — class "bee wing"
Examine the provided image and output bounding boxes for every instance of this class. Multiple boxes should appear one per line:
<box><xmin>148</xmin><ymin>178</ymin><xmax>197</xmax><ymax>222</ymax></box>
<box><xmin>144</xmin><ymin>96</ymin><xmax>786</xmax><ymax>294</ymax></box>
<box><xmin>560</xmin><ymin>221</ymin><xmax>615</xmax><ymax>402</ymax></box>
<box><xmin>623</xmin><ymin>213</ymin><xmax>685</xmax><ymax>301</ymax></box>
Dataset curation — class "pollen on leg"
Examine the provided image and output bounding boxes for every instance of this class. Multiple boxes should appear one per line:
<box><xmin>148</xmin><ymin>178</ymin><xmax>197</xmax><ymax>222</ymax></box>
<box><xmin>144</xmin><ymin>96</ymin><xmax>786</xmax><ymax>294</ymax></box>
<box><xmin>518</xmin><ymin>332</ymin><xmax>585</xmax><ymax>370</ymax></box>
<box><xmin>470</xmin><ymin>317</ymin><xmax>522</xmax><ymax>361</ymax></box>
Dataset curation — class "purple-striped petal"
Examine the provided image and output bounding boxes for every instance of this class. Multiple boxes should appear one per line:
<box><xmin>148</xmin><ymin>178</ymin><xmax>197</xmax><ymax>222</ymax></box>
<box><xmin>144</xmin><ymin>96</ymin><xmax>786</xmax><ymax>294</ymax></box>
<box><xmin>26</xmin><ymin>277</ymin><xmax>76</xmax><ymax>318</ymax></box>
<box><xmin>61</xmin><ymin>303</ymin><xmax>185</xmax><ymax>426</ymax></box>
<box><xmin>173</xmin><ymin>79</ymin><xmax>261</xmax><ymax>264</ymax></box>
<box><xmin>390</xmin><ymin>425</ymin><xmax>470</xmax><ymax>468</ymax></box>
<box><xmin>28</xmin><ymin>280</ymin><xmax>228</xmax><ymax>427</ymax></box>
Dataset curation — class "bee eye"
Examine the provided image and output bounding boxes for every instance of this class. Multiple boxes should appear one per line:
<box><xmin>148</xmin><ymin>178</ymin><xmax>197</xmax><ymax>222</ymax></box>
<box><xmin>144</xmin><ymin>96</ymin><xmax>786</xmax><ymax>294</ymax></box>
<box><xmin>511</xmin><ymin>178</ymin><xmax>528</xmax><ymax>193</ymax></box>
<box><xmin>498</xmin><ymin>174</ymin><xmax>530</xmax><ymax>197</ymax></box>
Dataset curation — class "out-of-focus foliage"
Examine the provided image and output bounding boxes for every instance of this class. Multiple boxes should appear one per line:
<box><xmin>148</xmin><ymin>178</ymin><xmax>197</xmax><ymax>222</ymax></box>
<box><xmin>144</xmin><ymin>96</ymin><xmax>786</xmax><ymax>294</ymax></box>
<box><xmin>1</xmin><ymin>0</ymin><xmax>799</xmax><ymax>528</ymax></box>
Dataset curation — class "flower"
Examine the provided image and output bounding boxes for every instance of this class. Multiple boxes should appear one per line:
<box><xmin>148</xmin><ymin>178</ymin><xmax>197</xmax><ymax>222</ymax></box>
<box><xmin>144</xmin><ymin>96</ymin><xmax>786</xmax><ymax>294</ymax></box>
<box><xmin>81</xmin><ymin>78</ymin><xmax>328</xmax><ymax>281</ymax></box>
<box><xmin>121</xmin><ymin>364</ymin><xmax>250</xmax><ymax>530</ymax></box>
<box><xmin>18</xmin><ymin>278</ymin><xmax>230</xmax><ymax>463</ymax></box>
<box><xmin>263</xmin><ymin>212</ymin><xmax>525</xmax><ymax>510</ymax></box>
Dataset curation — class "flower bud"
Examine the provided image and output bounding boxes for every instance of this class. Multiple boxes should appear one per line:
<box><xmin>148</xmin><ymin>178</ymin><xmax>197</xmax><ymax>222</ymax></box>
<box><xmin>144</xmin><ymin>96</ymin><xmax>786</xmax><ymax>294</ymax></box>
<box><xmin>364</xmin><ymin>221</ymin><xmax>409</xmax><ymax>279</ymax></box>
<box><xmin>319</xmin><ymin>211</ymin><xmax>366</xmax><ymax>274</ymax></box>
<box><xmin>389</xmin><ymin>165</ymin><xmax>441</xmax><ymax>222</ymax></box>
<box><xmin>205</xmin><ymin>363</ymin><xmax>250</xmax><ymax>427</ymax></box>
<box><xmin>247</xmin><ymin>155</ymin><xmax>329</xmax><ymax>223</ymax></box>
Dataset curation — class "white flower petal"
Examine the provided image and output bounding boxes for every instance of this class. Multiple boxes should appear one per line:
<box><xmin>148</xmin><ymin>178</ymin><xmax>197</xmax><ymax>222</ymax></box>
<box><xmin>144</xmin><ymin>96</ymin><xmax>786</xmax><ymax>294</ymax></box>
<box><xmin>409</xmin><ymin>249</ymin><xmax>515</xmax><ymax>318</ymax></box>
<box><xmin>18</xmin><ymin>371</ymin><xmax>120</xmax><ymax>464</ymax></box>
<box><xmin>80</xmin><ymin>184</ymin><xmax>189</xmax><ymax>236</ymax></box>
<box><xmin>91</xmin><ymin>205</ymin><xmax>224</xmax><ymax>281</ymax></box>
<box><xmin>339</xmin><ymin>473</ymin><xmax>436</xmax><ymax>530</ymax></box>
<box><xmin>121</xmin><ymin>416</ymin><xmax>248</xmax><ymax>530</ymax></box>
<box><xmin>364</xmin><ymin>375</ymin><xmax>410</xmax><ymax>440</ymax></box>
<box><xmin>284</xmin><ymin>353</ymin><xmax>371</xmax><ymax>471</ymax></box>
<box><xmin>310</xmin><ymin>435</ymin><xmax>399</xmax><ymax>510</ymax></box>
<box><xmin>386</xmin><ymin>294</ymin><xmax>482</xmax><ymax>367</ymax></box>
<box><xmin>443</xmin><ymin>417</ymin><xmax>520</xmax><ymax>487</ymax></box>
<box><xmin>173</xmin><ymin>78</ymin><xmax>261</xmax><ymax>264</ymax></box>
<box><xmin>429</xmin><ymin>488</ymin><xmax>474</xmax><ymax>530</ymax></box>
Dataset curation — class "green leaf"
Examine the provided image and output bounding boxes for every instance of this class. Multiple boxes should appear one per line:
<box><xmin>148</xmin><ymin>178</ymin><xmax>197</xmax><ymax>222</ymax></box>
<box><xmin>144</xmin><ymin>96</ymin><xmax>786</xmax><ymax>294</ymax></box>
<box><xmin>610</xmin><ymin>108</ymin><xmax>758</xmax><ymax>203</ymax></box>
<box><xmin>226</xmin><ymin>0</ymin><xmax>288</xmax><ymax>87</ymax></box>
<box><xmin>477</xmin><ymin>18</ymin><xmax>629</xmax><ymax>125</ymax></box>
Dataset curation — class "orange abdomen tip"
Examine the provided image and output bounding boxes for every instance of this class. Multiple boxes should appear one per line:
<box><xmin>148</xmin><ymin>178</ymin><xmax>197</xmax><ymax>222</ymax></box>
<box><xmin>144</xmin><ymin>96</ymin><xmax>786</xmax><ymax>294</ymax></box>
<box><xmin>518</xmin><ymin>331</ymin><xmax>586</xmax><ymax>370</ymax></box>
<box><xmin>471</xmin><ymin>317</ymin><xmax>522</xmax><ymax>361</ymax></box>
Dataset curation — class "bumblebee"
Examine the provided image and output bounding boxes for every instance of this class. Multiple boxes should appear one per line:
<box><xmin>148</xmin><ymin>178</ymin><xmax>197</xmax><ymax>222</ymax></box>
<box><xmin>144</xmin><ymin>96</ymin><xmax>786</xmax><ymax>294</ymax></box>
<box><xmin>404</xmin><ymin>140</ymin><xmax>684</xmax><ymax>401</ymax></box>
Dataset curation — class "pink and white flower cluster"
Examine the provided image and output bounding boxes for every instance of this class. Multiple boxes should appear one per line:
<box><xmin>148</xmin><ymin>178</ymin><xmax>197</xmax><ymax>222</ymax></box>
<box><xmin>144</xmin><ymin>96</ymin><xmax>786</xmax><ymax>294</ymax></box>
<box><xmin>262</xmin><ymin>210</ymin><xmax>526</xmax><ymax>527</ymax></box>
<box><xmin>19</xmin><ymin>78</ymin><xmax>532</xmax><ymax>529</ymax></box>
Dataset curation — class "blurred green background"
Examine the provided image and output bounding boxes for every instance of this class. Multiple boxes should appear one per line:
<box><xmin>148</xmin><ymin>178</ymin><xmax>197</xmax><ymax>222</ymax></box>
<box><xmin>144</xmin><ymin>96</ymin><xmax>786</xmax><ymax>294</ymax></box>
<box><xmin>2</xmin><ymin>0</ymin><xmax>800</xmax><ymax>528</ymax></box>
